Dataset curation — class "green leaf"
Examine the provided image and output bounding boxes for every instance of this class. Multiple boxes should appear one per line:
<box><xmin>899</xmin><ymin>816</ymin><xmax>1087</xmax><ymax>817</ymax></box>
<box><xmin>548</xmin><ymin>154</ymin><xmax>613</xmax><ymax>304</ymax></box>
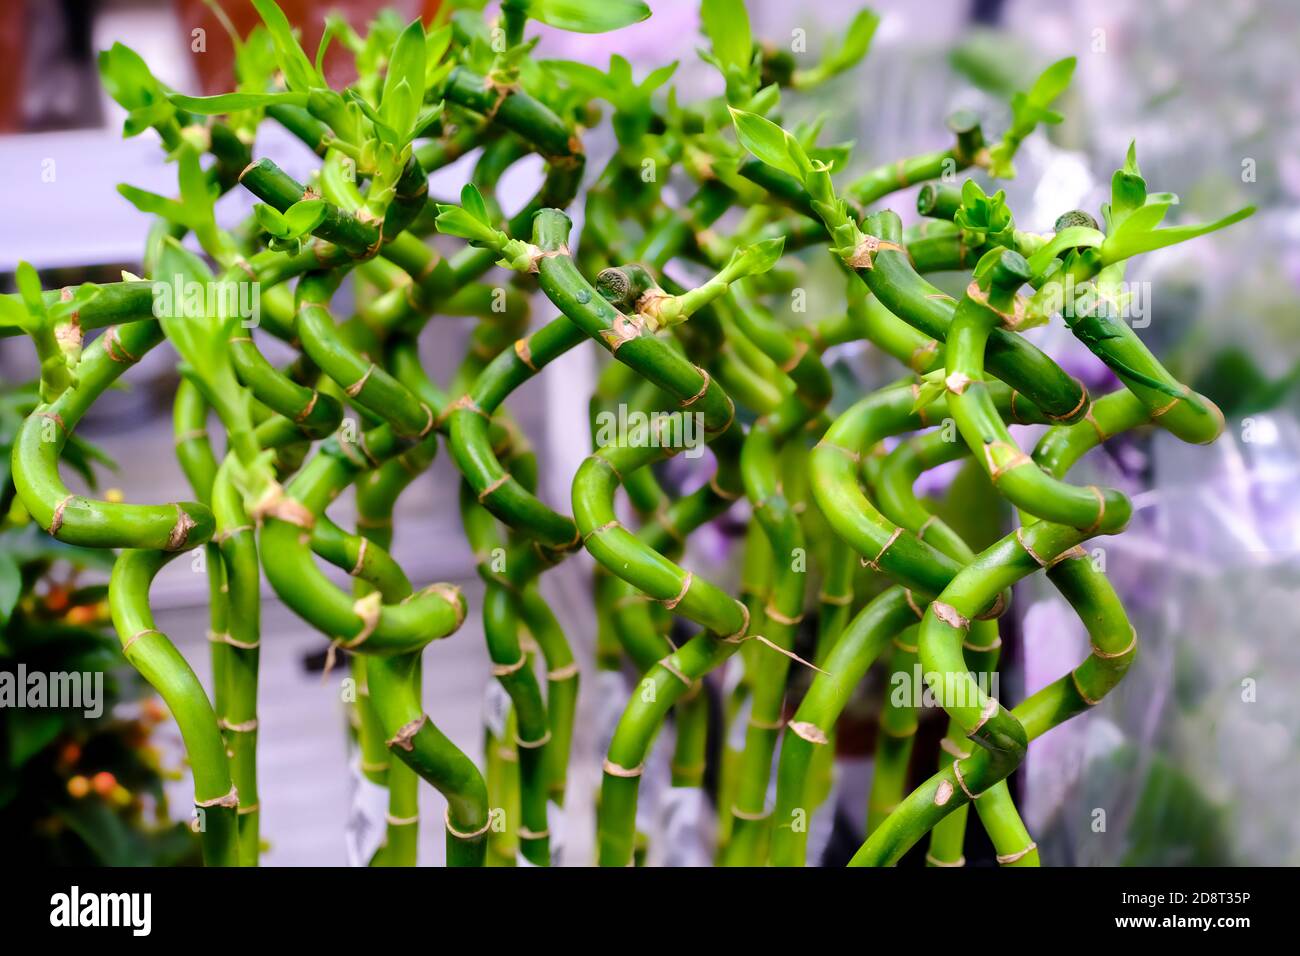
<box><xmin>531</xmin><ymin>0</ymin><xmax>651</xmax><ymax>33</ymax></box>
<box><xmin>821</xmin><ymin>8</ymin><xmax>880</xmax><ymax>76</ymax></box>
<box><xmin>1026</xmin><ymin>56</ymin><xmax>1076</xmax><ymax>113</ymax></box>
<box><xmin>8</xmin><ymin>708</ymin><xmax>65</xmax><ymax>769</ymax></box>
<box><xmin>48</xmin><ymin>284</ymin><xmax>100</xmax><ymax>326</ymax></box>
<box><xmin>408</xmin><ymin>101</ymin><xmax>445</xmax><ymax>143</ymax></box>
<box><xmin>381</xmin><ymin>18</ymin><xmax>427</xmax><ymax>138</ymax></box>
<box><xmin>990</xmin><ymin>56</ymin><xmax>1076</xmax><ymax>178</ymax></box>
<box><xmin>544</xmin><ymin>59</ymin><xmax>615</xmax><ymax>100</ymax></box>
<box><xmin>729</xmin><ymin>108</ymin><xmax>804</xmax><ymax>181</ymax></box>
<box><xmin>253</xmin><ymin>204</ymin><xmax>290</xmax><ymax>238</ymax></box>
<box><xmin>121</xmin><ymin>102</ymin><xmax>174</xmax><ymax>138</ymax></box>
<box><xmin>345</xmin><ymin>89</ymin><xmax>400</xmax><ymax>146</ymax></box>
<box><xmin>250</xmin><ymin>0</ymin><xmax>320</xmax><ymax>93</ymax></box>
<box><xmin>1026</xmin><ymin>226</ymin><xmax>1105</xmax><ymax>276</ymax></box>
<box><xmin>460</xmin><ymin>183</ymin><xmax>490</xmax><ymax>225</ymax></box>
<box><xmin>315</xmin><ymin>17</ymin><xmax>339</xmax><ymax>76</ymax></box>
<box><xmin>642</xmin><ymin>61</ymin><xmax>678</xmax><ymax>94</ymax></box>
<box><xmin>0</xmin><ymin>551</ymin><xmax>20</xmax><ymax>625</ymax></box>
<box><xmin>1101</xmin><ymin>206</ymin><xmax>1255</xmax><ymax>265</ymax></box>
<box><xmin>118</xmin><ymin>183</ymin><xmax>186</xmax><ymax>225</ymax></box>
<box><xmin>609</xmin><ymin>54</ymin><xmax>633</xmax><ymax>94</ymax></box>
<box><xmin>282</xmin><ymin>200</ymin><xmax>328</xmax><ymax>238</ymax></box>
<box><xmin>425</xmin><ymin>24</ymin><xmax>453</xmax><ymax>74</ymax></box>
<box><xmin>1105</xmin><ymin>141</ymin><xmax>1147</xmax><ymax>231</ymax></box>
<box><xmin>14</xmin><ymin>263</ymin><xmax>46</xmax><ymax>319</ymax></box>
<box><xmin>177</xmin><ymin>149</ymin><xmax>215</xmax><ymax>212</ymax></box>
<box><xmin>701</xmin><ymin>0</ymin><xmax>751</xmax><ymax>70</ymax></box>
<box><xmin>724</xmin><ymin>236</ymin><xmax>786</xmax><ymax>281</ymax></box>
<box><xmin>911</xmin><ymin>377</ymin><xmax>947</xmax><ymax>414</ymax></box>
<box><xmin>434</xmin><ymin>206</ymin><xmax>501</xmax><ymax>246</ymax></box>
<box><xmin>168</xmin><ymin>91</ymin><xmax>309</xmax><ymax>114</ymax></box>
<box><xmin>0</xmin><ymin>294</ymin><xmax>30</xmax><ymax>333</ymax></box>
<box><xmin>381</xmin><ymin>78</ymin><xmax>418</xmax><ymax>142</ymax></box>
<box><xmin>96</xmin><ymin>43</ymin><xmax>159</xmax><ymax>110</ymax></box>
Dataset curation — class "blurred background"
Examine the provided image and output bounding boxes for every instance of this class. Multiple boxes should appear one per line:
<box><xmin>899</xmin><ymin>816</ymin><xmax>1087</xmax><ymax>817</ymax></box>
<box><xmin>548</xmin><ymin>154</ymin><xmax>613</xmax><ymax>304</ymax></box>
<box><xmin>0</xmin><ymin>0</ymin><xmax>1296</xmax><ymax>866</ymax></box>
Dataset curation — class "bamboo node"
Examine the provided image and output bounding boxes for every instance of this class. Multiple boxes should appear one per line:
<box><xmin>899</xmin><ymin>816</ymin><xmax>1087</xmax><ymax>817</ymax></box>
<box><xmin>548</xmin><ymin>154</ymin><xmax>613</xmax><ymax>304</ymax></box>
<box><xmin>861</xmin><ymin>527</ymin><xmax>903</xmax><ymax>573</ymax></box>
<box><xmin>49</xmin><ymin>494</ymin><xmax>75</xmax><ymax>537</ymax></box>
<box><xmin>491</xmin><ymin>655</ymin><xmax>527</xmax><ymax>677</ymax></box>
<box><xmin>763</xmin><ymin>602</ymin><xmax>803</xmax><ymax>627</ymax></box>
<box><xmin>386</xmin><ymin>715</ymin><xmax>428</xmax><ymax>752</ymax></box>
<box><xmin>435</xmin><ymin>393</ymin><xmax>488</xmax><ymax>428</ymax></box>
<box><xmin>1149</xmin><ymin>394</ymin><xmax>1180</xmax><ymax>418</ymax></box>
<box><xmin>196</xmin><ymin>785</ymin><xmax>240</xmax><ymax>809</ymax></box>
<box><xmin>657</xmin><ymin>655</ymin><xmax>692</xmax><ymax>686</ymax></box>
<box><xmin>477</xmin><ymin>472</ymin><xmax>512</xmax><ymax>502</ymax></box>
<box><xmin>973</xmin><ymin>591</ymin><xmax>1007</xmax><ymax>621</ymax></box>
<box><xmin>603</xmin><ymin>759</ymin><xmax>643</xmax><ymax>778</ymax></box>
<box><xmin>444</xmin><ymin>806</ymin><xmax>492</xmax><ymax>840</ymax></box>
<box><xmin>103</xmin><ymin>325</ymin><xmax>139</xmax><ymax>363</ymax></box>
<box><xmin>514</xmin><ymin>337</ymin><xmax>537</xmax><ymax>371</ymax></box>
<box><xmin>720</xmin><ymin>601</ymin><xmax>751</xmax><ymax>643</ymax></box>
<box><xmin>527</xmin><ymin>245</ymin><xmax>568</xmax><ymax>273</ymax></box>
<box><xmin>965</xmin><ymin>280</ymin><xmax>1028</xmax><ymax>329</ymax></box>
<box><xmin>1050</xmin><ymin>545</ymin><xmax>1089</xmax><ymax>569</ymax></box>
<box><xmin>38</xmin><ymin>411</ymin><xmax>67</xmax><ymax>434</ymax></box>
<box><xmin>349</xmin><ymin>538</ymin><xmax>369</xmax><ymax>577</ymax></box>
<box><xmin>787</xmin><ymin>720</ymin><xmax>829</xmax><ymax>745</ymax></box>
<box><xmin>708</xmin><ymin>473</ymin><xmax>742</xmax><ymax>501</ymax></box>
<box><xmin>968</xmin><ymin>697</ymin><xmax>1000</xmax><ymax>736</ymax></box>
<box><xmin>996</xmin><ymin>842</ymin><xmax>1038</xmax><ymax>865</ymax></box>
<box><xmin>252</xmin><ymin>483</ymin><xmax>316</xmax><ymax>529</ymax></box>
<box><xmin>944</xmin><ymin>371</ymin><xmax>972</xmax><ymax>395</ymax></box>
<box><xmin>843</xmin><ymin>234</ymin><xmax>903</xmax><ymax>269</ymax></box>
<box><xmin>1045</xmin><ymin>387</ymin><xmax>1090</xmax><ymax>423</ymax></box>
<box><xmin>660</xmin><ymin>572</ymin><xmax>692</xmax><ymax>611</ymax></box>
<box><xmin>931</xmin><ymin>601</ymin><xmax>970</xmax><ymax>631</ymax></box>
<box><xmin>909</xmin><ymin>338</ymin><xmax>940</xmax><ymax>373</ymax></box>
<box><xmin>963</xmin><ymin>634</ymin><xmax>1002</xmax><ymax>652</ymax></box>
<box><xmin>816</xmin><ymin>440</ymin><xmax>861</xmax><ymax>463</ymax></box>
<box><xmin>1092</xmin><ymin>625</ymin><xmax>1138</xmax><ymax>660</ymax></box>
<box><xmin>779</xmin><ymin>338</ymin><xmax>810</xmax><ymax>374</ymax></box>
<box><xmin>583</xmin><ymin>518</ymin><xmax>620</xmax><ymax>543</ymax></box>
<box><xmin>1081</xmin><ymin>485</ymin><xmax>1108</xmax><ymax>535</ymax></box>
<box><xmin>983</xmin><ymin>441</ymin><xmax>1031</xmax><ymax>481</ymax></box>
<box><xmin>904</xmin><ymin>589</ymin><xmax>926</xmax><ymax>621</ymax></box>
<box><xmin>219</xmin><ymin>717</ymin><xmax>259</xmax><ymax>733</ymax></box>
<box><xmin>680</xmin><ymin>367</ymin><xmax>712</xmax><ymax>408</ymax></box>
<box><xmin>548</xmin><ymin>661</ymin><xmax>580</xmax><ymax>681</ymax></box>
<box><xmin>121</xmin><ymin>628</ymin><xmax>161</xmax><ymax>655</ymax></box>
<box><xmin>1071</xmin><ymin>668</ymin><xmax>1102</xmax><ymax>706</ymax></box>
<box><xmin>345</xmin><ymin>363</ymin><xmax>375</xmax><ymax>397</ymax></box>
<box><xmin>953</xmin><ymin>759</ymin><xmax>981</xmax><ymax>800</ymax></box>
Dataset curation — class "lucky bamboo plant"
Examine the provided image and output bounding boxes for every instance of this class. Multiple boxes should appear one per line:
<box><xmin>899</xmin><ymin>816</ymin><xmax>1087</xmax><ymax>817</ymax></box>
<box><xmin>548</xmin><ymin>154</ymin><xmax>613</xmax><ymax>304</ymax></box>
<box><xmin>0</xmin><ymin>0</ymin><xmax>1251</xmax><ymax>867</ymax></box>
